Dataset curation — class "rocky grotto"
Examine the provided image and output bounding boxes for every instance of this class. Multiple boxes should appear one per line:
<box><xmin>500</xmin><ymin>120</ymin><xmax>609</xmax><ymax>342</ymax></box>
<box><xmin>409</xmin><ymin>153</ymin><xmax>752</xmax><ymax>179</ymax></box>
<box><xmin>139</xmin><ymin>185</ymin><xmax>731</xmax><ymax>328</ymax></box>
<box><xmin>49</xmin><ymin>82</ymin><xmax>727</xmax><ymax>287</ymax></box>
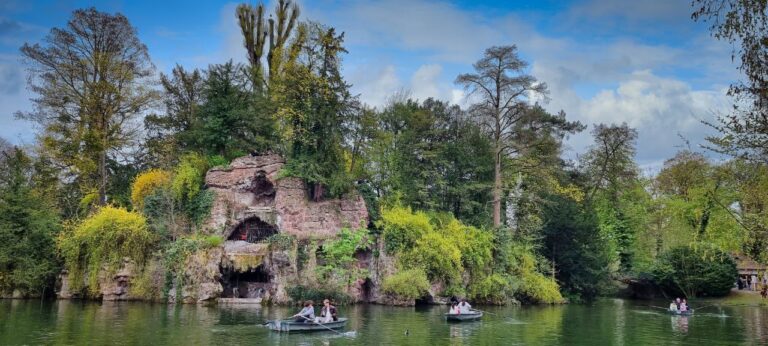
<box><xmin>56</xmin><ymin>154</ymin><xmax>407</xmax><ymax>305</ymax></box>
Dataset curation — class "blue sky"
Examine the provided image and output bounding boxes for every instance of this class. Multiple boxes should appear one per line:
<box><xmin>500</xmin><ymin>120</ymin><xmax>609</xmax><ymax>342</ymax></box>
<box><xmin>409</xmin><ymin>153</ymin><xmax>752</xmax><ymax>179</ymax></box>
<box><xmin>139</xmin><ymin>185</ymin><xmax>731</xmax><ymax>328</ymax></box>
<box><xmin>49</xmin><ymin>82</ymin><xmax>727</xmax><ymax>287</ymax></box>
<box><xmin>0</xmin><ymin>0</ymin><xmax>740</xmax><ymax>171</ymax></box>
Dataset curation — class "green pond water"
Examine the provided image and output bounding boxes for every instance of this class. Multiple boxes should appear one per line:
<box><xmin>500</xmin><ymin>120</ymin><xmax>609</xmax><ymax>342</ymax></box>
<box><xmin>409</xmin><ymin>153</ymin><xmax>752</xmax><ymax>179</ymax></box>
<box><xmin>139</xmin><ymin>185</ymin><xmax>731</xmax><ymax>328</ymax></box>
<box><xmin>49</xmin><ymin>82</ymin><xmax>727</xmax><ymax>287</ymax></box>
<box><xmin>1</xmin><ymin>298</ymin><xmax>766</xmax><ymax>345</ymax></box>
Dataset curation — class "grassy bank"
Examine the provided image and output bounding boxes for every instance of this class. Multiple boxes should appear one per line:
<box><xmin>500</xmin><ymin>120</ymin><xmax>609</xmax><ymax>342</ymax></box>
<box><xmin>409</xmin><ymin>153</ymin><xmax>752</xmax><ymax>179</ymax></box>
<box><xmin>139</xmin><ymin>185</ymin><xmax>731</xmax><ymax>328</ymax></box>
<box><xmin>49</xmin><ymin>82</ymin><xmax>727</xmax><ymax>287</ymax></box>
<box><xmin>698</xmin><ymin>289</ymin><xmax>768</xmax><ymax>307</ymax></box>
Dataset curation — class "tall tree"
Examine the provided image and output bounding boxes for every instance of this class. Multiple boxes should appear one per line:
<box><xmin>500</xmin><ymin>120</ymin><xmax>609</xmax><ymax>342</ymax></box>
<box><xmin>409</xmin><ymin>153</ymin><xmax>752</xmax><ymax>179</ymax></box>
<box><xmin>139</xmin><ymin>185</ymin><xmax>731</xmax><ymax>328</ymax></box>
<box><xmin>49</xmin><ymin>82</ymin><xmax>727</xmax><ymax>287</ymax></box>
<box><xmin>723</xmin><ymin>160</ymin><xmax>768</xmax><ymax>262</ymax></box>
<box><xmin>655</xmin><ymin>151</ymin><xmax>740</xmax><ymax>251</ymax></box>
<box><xmin>581</xmin><ymin>123</ymin><xmax>639</xmax><ymax>201</ymax></box>
<box><xmin>19</xmin><ymin>8</ymin><xmax>158</xmax><ymax>206</ymax></box>
<box><xmin>540</xmin><ymin>190</ymin><xmax>611</xmax><ymax>301</ymax></box>
<box><xmin>581</xmin><ymin>123</ymin><xmax>644</xmax><ymax>272</ymax></box>
<box><xmin>236</xmin><ymin>0</ymin><xmax>300</xmax><ymax>90</ymax></box>
<box><xmin>456</xmin><ymin>45</ymin><xmax>580</xmax><ymax>227</ymax></box>
<box><xmin>367</xmin><ymin>97</ymin><xmax>494</xmax><ymax>227</ymax></box>
<box><xmin>189</xmin><ymin>61</ymin><xmax>275</xmax><ymax>159</ymax></box>
<box><xmin>0</xmin><ymin>147</ymin><xmax>60</xmax><ymax>296</ymax></box>
<box><xmin>692</xmin><ymin>1</ymin><xmax>768</xmax><ymax>162</ymax></box>
<box><xmin>144</xmin><ymin>65</ymin><xmax>205</xmax><ymax>165</ymax></box>
<box><xmin>275</xmin><ymin>22</ymin><xmax>356</xmax><ymax>199</ymax></box>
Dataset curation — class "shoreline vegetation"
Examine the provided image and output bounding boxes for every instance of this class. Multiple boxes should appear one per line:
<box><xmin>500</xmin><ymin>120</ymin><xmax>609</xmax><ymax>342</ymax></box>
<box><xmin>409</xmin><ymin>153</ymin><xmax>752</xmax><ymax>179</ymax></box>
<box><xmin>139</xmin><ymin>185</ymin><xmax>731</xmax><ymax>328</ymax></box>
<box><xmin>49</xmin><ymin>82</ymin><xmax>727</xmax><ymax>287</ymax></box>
<box><xmin>1</xmin><ymin>1</ymin><xmax>767</xmax><ymax>307</ymax></box>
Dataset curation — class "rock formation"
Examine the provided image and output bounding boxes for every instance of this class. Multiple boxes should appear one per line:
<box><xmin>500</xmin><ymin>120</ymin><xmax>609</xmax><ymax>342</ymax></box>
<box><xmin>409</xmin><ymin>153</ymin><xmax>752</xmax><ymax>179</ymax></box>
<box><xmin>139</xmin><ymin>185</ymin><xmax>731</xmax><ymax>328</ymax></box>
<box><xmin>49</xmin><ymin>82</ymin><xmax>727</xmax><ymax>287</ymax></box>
<box><xmin>57</xmin><ymin>154</ymin><xmax>375</xmax><ymax>304</ymax></box>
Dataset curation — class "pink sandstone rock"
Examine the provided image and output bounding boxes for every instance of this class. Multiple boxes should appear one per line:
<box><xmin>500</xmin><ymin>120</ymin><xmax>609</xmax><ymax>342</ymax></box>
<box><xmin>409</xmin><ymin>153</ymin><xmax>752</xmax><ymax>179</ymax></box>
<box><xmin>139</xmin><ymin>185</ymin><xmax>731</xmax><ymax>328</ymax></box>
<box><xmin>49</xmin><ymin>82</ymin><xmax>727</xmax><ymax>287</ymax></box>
<box><xmin>204</xmin><ymin>154</ymin><xmax>368</xmax><ymax>240</ymax></box>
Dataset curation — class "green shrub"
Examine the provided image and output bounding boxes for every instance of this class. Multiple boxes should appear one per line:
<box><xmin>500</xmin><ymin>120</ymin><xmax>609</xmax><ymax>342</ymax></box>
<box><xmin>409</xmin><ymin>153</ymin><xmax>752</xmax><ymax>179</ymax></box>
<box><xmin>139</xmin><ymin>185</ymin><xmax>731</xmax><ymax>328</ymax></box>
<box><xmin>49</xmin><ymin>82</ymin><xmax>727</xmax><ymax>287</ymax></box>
<box><xmin>377</xmin><ymin>206</ymin><xmax>433</xmax><ymax>253</ymax></box>
<box><xmin>207</xmin><ymin>155</ymin><xmax>229</xmax><ymax>169</ymax></box>
<box><xmin>400</xmin><ymin>232</ymin><xmax>463</xmax><ymax>282</ymax></box>
<box><xmin>520</xmin><ymin>272</ymin><xmax>564</xmax><ymax>304</ymax></box>
<box><xmin>316</xmin><ymin>228</ymin><xmax>372</xmax><ymax>286</ymax></box>
<box><xmin>438</xmin><ymin>218</ymin><xmax>493</xmax><ymax>274</ymax></box>
<box><xmin>356</xmin><ymin>182</ymin><xmax>380</xmax><ymax>224</ymax></box>
<box><xmin>202</xmin><ymin>235</ymin><xmax>224</xmax><ymax>248</ymax></box>
<box><xmin>171</xmin><ymin>153</ymin><xmax>207</xmax><ymax>205</ymax></box>
<box><xmin>652</xmin><ymin>244</ymin><xmax>737</xmax><ymax>298</ymax></box>
<box><xmin>266</xmin><ymin>233</ymin><xmax>295</xmax><ymax>251</ymax></box>
<box><xmin>496</xmin><ymin>239</ymin><xmax>564</xmax><ymax>304</ymax></box>
<box><xmin>186</xmin><ymin>189</ymin><xmax>215</xmax><ymax>227</ymax></box>
<box><xmin>468</xmin><ymin>273</ymin><xmax>512</xmax><ymax>304</ymax></box>
<box><xmin>286</xmin><ymin>284</ymin><xmax>351</xmax><ymax>305</ymax></box>
<box><xmin>58</xmin><ymin>206</ymin><xmax>155</xmax><ymax>296</ymax></box>
<box><xmin>382</xmin><ymin>268</ymin><xmax>430</xmax><ymax>300</ymax></box>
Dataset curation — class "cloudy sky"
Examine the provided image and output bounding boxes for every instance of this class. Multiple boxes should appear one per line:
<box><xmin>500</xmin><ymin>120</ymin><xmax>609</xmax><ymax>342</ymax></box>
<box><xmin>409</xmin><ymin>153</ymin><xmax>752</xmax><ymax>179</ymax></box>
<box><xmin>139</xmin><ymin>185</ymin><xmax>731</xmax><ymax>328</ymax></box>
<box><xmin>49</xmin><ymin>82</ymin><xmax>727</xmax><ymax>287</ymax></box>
<box><xmin>0</xmin><ymin>0</ymin><xmax>740</xmax><ymax>171</ymax></box>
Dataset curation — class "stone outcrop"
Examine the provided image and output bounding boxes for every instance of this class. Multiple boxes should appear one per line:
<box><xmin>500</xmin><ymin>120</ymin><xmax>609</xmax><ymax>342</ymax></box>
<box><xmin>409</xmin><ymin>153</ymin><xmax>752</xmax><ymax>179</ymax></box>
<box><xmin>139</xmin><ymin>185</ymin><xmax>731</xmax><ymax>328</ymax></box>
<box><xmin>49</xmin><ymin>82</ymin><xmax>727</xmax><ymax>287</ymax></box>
<box><xmin>58</xmin><ymin>258</ymin><xmax>163</xmax><ymax>302</ymax></box>
<box><xmin>168</xmin><ymin>248</ymin><xmax>224</xmax><ymax>304</ymax></box>
<box><xmin>204</xmin><ymin>154</ymin><xmax>368</xmax><ymax>239</ymax></box>
<box><xmin>56</xmin><ymin>154</ymin><xmax>371</xmax><ymax>305</ymax></box>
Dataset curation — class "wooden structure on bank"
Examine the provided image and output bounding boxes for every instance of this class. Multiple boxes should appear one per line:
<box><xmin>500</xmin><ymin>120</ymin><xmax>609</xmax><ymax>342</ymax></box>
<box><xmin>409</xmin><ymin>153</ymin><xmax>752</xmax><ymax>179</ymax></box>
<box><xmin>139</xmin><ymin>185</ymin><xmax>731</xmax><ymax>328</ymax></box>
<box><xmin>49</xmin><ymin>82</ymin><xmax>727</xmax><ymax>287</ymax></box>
<box><xmin>733</xmin><ymin>253</ymin><xmax>766</xmax><ymax>276</ymax></box>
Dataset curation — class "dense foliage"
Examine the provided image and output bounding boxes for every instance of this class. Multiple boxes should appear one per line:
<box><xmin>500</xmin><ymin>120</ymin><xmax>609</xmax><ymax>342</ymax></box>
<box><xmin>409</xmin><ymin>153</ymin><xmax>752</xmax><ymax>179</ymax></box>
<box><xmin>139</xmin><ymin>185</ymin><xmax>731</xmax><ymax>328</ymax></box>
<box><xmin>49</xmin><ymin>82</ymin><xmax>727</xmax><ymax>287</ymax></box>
<box><xmin>0</xmin><ymin>148</ymin><xmax>60</xmax><ymax>296</ymax></box>
<box><xmin>131</xmin><ymin>169</ymin><xmax>171</xmax><ymax>210</ymax></box>
<box><xmin>58</xmin><ymin>206</ymin><xmax>154</xmax><ymax>296</ymax></box>
<box><xmin>316</xmin><ymin>228</ymin><xmax>372</xmax><ymax>287</ymax></box>
<box><xmin>652</xmin><ymin>245</ymin><xmax>737</xmax><ymax>298</ymax></box>
<box><xmin>378</xmin><ymin>206</ymin><xmax>562</xmax><ymax>304</ymax></box>
<box><xmin>381</xmin><ymin>268</ymin><xmax>431</xmax><ymax>300</ymax></box>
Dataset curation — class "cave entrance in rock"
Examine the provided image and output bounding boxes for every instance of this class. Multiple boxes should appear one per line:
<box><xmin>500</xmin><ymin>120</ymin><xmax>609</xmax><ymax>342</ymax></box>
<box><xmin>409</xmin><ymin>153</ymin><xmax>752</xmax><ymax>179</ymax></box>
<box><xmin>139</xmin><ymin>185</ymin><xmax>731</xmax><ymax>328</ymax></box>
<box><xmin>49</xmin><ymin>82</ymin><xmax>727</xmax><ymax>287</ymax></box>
<box><xmin>249</xmin><ymin>170</ymin><xmax>275</xmax><ymax>204</ymax></box>
<box><xmin>361</xmin><ymin>278</ymin><xmax>373</xmax><ymax>302</ymax></box>
<box><xmin>229</xmin><ymin>217</ymin><xmax>277</xmax><ymax>243</ymax></box>
<box><xmin>221</xmin><ymin>265</ymin><xmax>271</xmax><ymax>298</ymax></box>
<box><xmin>415</xmin><ymin>294</ymin><xmax>435</xmax><ymax>306</ymax></box>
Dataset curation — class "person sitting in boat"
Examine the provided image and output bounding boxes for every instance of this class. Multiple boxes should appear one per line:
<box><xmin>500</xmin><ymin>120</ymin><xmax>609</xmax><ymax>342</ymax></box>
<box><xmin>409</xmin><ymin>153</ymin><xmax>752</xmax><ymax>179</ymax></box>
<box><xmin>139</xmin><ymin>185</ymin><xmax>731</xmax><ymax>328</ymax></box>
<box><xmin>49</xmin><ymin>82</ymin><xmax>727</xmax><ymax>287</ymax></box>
<box><xmin>679</xmin><ymin>299</ymin><xmax>688</xmax><ymax>313</ymax></box>
<box><xmin>448</xmin><ymin>302</ymin><xmax>460</xmax><ymax>315</ymax></box>
<box><xmin>458</xmin><ymin>299</ymin><xmax>473</xmax><ymax>314</ymax></box>
<box><xmin>668</xmin><ymin>300</ymin><xmax>678</xmax><ymax>313</ymax></box>
<box><xmin>292</xmin><ymin>300</ymin><xmax>315</xmax><ymax>322</ymax></box>
<box><xmin>317</xmin><ymin>299</ymin><xmax>338</xmax><ymax>323</ymax></box>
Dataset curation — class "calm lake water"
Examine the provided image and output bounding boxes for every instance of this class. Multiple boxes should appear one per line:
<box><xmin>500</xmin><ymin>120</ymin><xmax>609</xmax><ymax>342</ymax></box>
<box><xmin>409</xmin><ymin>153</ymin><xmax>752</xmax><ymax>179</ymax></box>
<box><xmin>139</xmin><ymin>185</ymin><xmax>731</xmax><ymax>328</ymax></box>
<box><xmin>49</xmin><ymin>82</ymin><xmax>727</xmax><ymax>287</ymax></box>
<box><xmin>1</xmin><ymin>298</ymin><xmax>766</xmax><ymax>345</ymax></box>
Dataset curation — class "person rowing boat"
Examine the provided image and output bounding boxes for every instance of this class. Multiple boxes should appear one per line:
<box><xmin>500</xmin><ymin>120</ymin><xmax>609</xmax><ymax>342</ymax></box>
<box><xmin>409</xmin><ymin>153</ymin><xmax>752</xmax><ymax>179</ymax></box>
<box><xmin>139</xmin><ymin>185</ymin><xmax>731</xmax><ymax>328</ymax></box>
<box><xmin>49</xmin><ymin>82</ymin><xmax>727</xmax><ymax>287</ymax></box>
<box><xmin>292</xmin><ymin>300</ymin><xmax>315</xmax><ymax>322</ymax></box>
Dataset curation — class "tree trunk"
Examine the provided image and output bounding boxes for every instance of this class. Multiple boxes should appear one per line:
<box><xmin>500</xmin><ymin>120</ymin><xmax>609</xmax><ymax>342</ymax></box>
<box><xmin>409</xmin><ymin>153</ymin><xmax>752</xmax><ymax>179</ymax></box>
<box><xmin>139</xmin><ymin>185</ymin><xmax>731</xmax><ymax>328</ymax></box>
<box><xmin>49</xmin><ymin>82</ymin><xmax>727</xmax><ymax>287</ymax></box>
<box><xmin>493</xmin><ymin>149</ymin><xmax>502</xmax><ymax>228</ymax></box>
<box><xmin>99</xmin><ymin>148</ymin><xmax>107</xmax><ymax>205</ymax></box>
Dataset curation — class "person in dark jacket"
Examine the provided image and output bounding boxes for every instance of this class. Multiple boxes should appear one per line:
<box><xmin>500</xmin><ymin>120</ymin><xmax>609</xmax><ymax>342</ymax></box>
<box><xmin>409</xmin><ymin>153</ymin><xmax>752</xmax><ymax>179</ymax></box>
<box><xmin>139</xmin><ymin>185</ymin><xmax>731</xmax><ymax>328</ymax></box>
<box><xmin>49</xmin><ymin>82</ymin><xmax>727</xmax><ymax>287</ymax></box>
<box><xmin>318</xmin><ymin>299</ymin><xmax>338</xmax><ymax>322</ymax></box>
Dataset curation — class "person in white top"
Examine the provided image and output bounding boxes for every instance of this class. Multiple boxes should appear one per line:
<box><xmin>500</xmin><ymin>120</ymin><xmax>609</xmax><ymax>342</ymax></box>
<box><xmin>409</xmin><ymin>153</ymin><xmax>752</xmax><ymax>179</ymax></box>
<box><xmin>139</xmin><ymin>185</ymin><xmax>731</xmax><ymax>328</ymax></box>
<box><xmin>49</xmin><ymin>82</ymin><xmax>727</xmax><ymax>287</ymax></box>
<box><xmin>448</xmin><ymin>302</ymin><xmax>460</xmax><ymax>315</ymax></box>
<box><xmin>458</xmin><ymin>299</ymin><xmax>472</xmax><ymax>314</ymax></box>
<box><xmin>668</xmin><ymin>300</ymin><xmax>678</xmax><ymax>312</ymax></box>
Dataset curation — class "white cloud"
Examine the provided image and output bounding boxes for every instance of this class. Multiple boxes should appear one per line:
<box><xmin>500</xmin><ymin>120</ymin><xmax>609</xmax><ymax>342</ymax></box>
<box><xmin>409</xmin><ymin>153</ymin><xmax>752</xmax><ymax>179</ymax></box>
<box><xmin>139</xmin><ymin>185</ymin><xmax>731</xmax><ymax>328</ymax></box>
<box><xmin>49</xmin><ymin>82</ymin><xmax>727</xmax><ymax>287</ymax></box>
<box><xmin>348</xmin><ymin>64</ymin><xmax>401</xmax><ymax>107</ymax></box>
<box><xmin>551</xmin><ymin>70</ymin><xmax>730</xmax><ymax>164</ymax></box>
<box><xmin>314</xmin><ymin>0</ymin><xmax>500</xmax><ymax>63</ymax></box>
<box><xmin>410</xmin><ymin>64</ymin><xmax>442</xmax><ymax>101</ymax></box>
<box><xmin>305</xmin><ymin>0</ymin><xmax>736</xmax><ymax>166</ymax></box>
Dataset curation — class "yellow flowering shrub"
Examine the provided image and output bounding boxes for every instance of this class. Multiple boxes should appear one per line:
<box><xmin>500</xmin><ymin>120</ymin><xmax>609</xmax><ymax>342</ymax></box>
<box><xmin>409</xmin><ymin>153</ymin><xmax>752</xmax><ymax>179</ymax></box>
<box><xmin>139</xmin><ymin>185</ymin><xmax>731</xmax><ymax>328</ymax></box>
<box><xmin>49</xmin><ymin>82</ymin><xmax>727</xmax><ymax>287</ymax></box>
<box><xmin>58</xmin><ymin>206</ymin><xmax>155</xmax><ymax>296</ymax></box>
<box><xmin>130</xmin><ymin>169</ymin><xmax>171</xmax><ymax>210</ymax></box>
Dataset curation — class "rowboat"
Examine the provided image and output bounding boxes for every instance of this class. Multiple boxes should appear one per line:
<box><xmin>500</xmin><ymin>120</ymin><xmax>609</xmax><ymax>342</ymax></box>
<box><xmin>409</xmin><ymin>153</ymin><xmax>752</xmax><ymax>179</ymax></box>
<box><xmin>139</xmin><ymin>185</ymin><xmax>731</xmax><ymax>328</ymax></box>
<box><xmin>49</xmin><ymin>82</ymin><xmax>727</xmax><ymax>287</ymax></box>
<box><xmin>668</xmin><ymin>309</ymin><xmax>694</xmax><ymax>316</ymax></box>
<box><xmin>445</xmin><ymin>311</ymin><xmax>483</xmax><ymax>321</ymax></box>
<box><xmin>265</xmin><ymin>318</ymin><xmax>348</xmax><ymax>332</ymax></box>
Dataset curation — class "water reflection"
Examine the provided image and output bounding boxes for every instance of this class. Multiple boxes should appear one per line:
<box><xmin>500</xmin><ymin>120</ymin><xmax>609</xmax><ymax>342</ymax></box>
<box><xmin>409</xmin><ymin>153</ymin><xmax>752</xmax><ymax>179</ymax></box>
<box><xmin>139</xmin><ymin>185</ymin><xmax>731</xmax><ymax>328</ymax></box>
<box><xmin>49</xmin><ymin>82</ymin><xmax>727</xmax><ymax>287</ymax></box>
<box><xmin>670</xmin><ymin>315</ymin><xmax>689</xmax><ymax>334</ymax></box>
<box><xmin>0</xmin><ymin>299</ymin><xmax>766</xmax><ymax>345</ymax></box>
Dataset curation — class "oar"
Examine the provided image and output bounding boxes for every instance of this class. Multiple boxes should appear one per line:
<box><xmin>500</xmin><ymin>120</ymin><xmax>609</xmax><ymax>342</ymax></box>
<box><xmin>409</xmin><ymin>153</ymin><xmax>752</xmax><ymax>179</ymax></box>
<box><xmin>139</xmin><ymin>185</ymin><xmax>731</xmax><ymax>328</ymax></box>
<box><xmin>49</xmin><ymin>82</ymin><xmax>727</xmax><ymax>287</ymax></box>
<box><xmin>647</xmin><ymin>305</ymin><xmax>669</xmax><ymax>310</ymax></box>
<box><xmin>299</xmin><ymin>315</ymin><xmax>350</xmax><ymax>336</ymax></box>
<box><xmin>469</xmin><ymin>308</ymin><xmax>496</xmax><ymax>315</ymax></box>
<box><xmin>692</xmin><ymin>304</ymin><xmax>717</xmax><ymax>311</ymax></box>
